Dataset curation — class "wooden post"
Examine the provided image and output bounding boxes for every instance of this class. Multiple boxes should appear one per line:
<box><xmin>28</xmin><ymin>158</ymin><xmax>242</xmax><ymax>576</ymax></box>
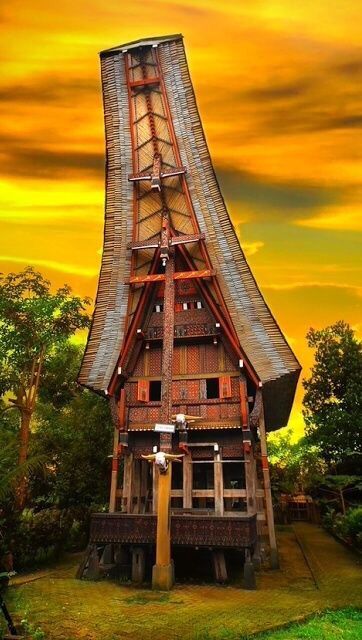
<box><xmin>240</xmin><ymin>375</ymin><xmax>257</xmax><ymax>515</ymax></box>
<box><xmin>183</xmin><ymin>453</ymin><xmax>192</xmax><ymax>509</ymax></box>
<box><xmin>259</xmin><ymin>404</ymin><xmax>279</xmax><ymax>569</ymax></box>
<box><xmin>152</xmin><ymin>463</ymin><xmax>174</xmax><ymax>590</ymax></box>
<box><xmin>123</xmin><ymin>452</ymin><xmax>134</xmax><ymax>513</ymax></box>
<box><xmin>152</xmin><ymin>224</ymin><xmax>175</xmax><ymax>590</ymax></box>
<box><xmin>131</xmin><ymin>547</ymin><xmax>146</xmax><ymax>583</ymax></box>
<box><xmin>109</xmin><ymin>389</ymin><xmax>126</xmax><ymax>513</ymax></box>
<box><xmin>152</xmin><ymin>464</ymin><xmax>159</xmax><ymax>514</ymax></box>
<box><xmin>214</xmin><ymin>449</ymin><xmax>224</xmax><ymax>516</ymax></box>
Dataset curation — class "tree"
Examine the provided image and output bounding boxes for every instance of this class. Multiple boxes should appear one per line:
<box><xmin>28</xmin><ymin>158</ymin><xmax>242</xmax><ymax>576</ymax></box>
<box><xmin>0</xmin><ymin>267</ymin><xmax>90</xmax><ymax>508</ymax></box>
<box><xmin>32</xmin><ymin>390</ymin><xmax>113</xmax><ymax>508</ymax></box>
<box><xmin>268</xmin><ymin>429</ymin><xmax>326</xmax><ymax>496</ymax></box>
<box><xmin>303</xmin><ymin>321</ymin><xmax>362</xmax><ymax>473</ymax></box>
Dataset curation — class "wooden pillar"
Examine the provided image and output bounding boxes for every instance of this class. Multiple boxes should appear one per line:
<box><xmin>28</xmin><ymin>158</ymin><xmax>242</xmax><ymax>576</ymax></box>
<box><xmin>152</xmin><ymin>228</ymin><xmax>175</xmax><ymax>590</ymax></box>
<box><xmin>131</xmin><ymin>547</ymin><xmax>146</xmax><ymax>583</ymax></box>
<box><xmin>133</xmin><ymin>459</ymin><xmax>141</xmax><ymax>514</ymax></box>
<box><xmin>152</xmin><ymin>464</ymin><xmax>159</xmax><ymax>514</ymax></box>
<box><xmin>214</xmin><ymin>448</ymin><xmax>224</xmax><ymax>516</ymax></box>
<box><xmin>212</xmin><ymin>550</ymin><xmax>228</xmax><ymax>583</ymax></box>
<box><xmin>259</xmin><ymin>404</ymin><xmax>279</xmax><ymax>569</ymax></box>
<box><xmin>123</xmin><ymin>452</ymin><xmax>134</xmax><ymax>513</ymax></box>
<box><xmin>152</xmin><ymin>463</ymin><xmax>173</xmax><ymax>590</ymax></box>
<box><xmin>109</xmin><ymin>389</ymin><xmax>126</xmax><ymax>513</ymax></box>
<box><xmin>240</xmin><ymin>375</ymin><xmax>257</xmax><ymax>515</ymax></box>
<box><xmin>140</xmin><ymin>460</ymin><xmax>149</xmax><ymax>513</ymax></box>
<box><xmin>183</xmin><ymin>453</ymin><xmax>192</xmax><ymax>509</ymax></box>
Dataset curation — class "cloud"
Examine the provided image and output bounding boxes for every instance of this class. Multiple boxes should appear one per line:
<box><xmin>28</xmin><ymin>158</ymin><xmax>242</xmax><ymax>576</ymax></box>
<box><xmin>0</xmin><ymin>255</ymin><xmax>98</xmax><ymax>277</ymax></box>
<box><xmin>241</xmin><ymin>240</ymin><xmax>264</xmax><ymax>256</ymax></box>
<box><xmin>0</xmin><ymin>76</ymin><xmax>98</xmax><ymax>105</ymax></box>
<box><xmin>263</xmin><ymin>281</ymin><xmax>362</xmax><ymax>296</ymax></box>
<box><xmin>216</xmin><ymin>166</ymin><xmax>343</xmax><ymax>221</ymax></box>
<box><xmin>0</xmin><ymin>139</ymin><xmax>103</xmax><ymax>179</ymax></box>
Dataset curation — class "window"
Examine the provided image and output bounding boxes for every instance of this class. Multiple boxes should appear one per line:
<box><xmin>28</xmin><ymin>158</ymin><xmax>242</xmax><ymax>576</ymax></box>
<box><xmin>182</xmin><ymin>302</ymin><xmax>189</xmax><ymax>311</ymax></box>
<box><xmin>149</xmin><ymin>380</ymin><xmax>161</xmax><ymax>401</ymax></box>
<box><xmin>206</xmin><ymin>378</ymin><xmax>219</xmax><ymax>399</ymax></box>
<box><xmin>196</xmin><ymin>301</ymin><xmax>203</xmax><ymax>309</ymax></box>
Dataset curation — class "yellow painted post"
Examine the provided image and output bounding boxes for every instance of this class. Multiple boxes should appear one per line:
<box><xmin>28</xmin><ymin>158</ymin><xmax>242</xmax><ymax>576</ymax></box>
<box><xmin>152</xmin><ymin>462</ymin><xmax>174</xmax><ymax>590</ymax></box>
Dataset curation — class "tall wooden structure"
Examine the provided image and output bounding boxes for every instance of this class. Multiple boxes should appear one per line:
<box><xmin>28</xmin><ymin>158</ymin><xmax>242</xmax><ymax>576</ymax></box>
<box><xmin>78</xmin><ymin>34</ymin><xmax>300</xmax><ymax>587</ymax></box>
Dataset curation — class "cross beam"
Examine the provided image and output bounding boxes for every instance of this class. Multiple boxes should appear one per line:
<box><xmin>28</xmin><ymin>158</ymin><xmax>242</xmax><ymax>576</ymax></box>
<box><xmin>128</xmin><ymin>153</ymin><xmax>186</xmax><ymax>192</ymax></box>
<box><xmin>127</xmin><ymin>269</ymin><xmax>215</xmax><ymax>285</ymax></box>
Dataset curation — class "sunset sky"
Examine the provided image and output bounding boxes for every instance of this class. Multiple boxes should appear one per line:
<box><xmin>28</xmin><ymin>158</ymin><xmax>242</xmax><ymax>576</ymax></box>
<box><xmin>1</xmin><ymin>1</ymin><xmax>361</xmax><ymax>436</ymax></box>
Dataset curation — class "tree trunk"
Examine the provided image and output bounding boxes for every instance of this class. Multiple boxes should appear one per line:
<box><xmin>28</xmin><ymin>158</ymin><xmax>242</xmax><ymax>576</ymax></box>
<box><xmin>15</xmin><ymin>408</ymin><xmax>32</xmax><ymax>510</ymax></box>
<box><xmin>339</xmin><ymin>488</ymin><xmax>346</xmax><ymax>516</ymax></box>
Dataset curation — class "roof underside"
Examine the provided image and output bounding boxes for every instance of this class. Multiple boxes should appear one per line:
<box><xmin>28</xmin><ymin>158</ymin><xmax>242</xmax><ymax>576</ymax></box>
<box><xmin>79</xmin><ymin>35</ymin><xmax>301</xmax><ymax>430</ymax></box>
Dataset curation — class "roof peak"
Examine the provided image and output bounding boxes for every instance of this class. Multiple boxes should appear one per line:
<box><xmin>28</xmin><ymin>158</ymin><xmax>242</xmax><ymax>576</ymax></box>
<box><xmin>100</xmin><ymin>34</ymin><xmax>183</xmax><ymax>57</ymax></box>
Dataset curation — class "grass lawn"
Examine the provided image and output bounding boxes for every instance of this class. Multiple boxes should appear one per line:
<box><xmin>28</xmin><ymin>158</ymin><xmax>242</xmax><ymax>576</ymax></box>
<box><xmin>257</xmin><ymin>609</ymin><xmax>362</xmax><ymax>640</ymax></box>
<box><xmin>1</xmin><ymin>525</ymin><xmax>361</xmax><ymax>640</ymax></box>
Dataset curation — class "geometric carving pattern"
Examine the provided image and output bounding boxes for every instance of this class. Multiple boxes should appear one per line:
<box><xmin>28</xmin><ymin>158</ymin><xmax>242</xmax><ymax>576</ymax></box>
<box><xmin>90</xmin><ymin>513</ymin><xmax>257</xmax><ymax>548</ymax></box>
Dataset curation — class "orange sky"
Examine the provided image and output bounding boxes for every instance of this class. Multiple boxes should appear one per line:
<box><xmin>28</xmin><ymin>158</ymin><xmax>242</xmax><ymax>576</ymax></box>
<box><xmin>1</xmin><ymin>1</ymin><xmax>361</xmax><ymax>437</ymax></box>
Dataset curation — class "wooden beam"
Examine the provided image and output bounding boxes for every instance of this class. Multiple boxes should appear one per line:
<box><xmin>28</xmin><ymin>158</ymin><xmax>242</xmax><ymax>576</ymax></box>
<box><xmin>129</xmin><ymin>76</ymin><xmax>160</xmax><ymax>88</ymax></box>
<box><xmin>127</xmin><ymin>269</ymin><xmax>215</xmax><ymax>285</ymax></box>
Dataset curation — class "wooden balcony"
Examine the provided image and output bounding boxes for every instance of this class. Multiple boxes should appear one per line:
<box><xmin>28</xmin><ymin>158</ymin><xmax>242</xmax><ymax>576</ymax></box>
<box><xmin>89</xmin><ymin>512</ymin><xmax>257</xmax><ymax>549</ymax></box>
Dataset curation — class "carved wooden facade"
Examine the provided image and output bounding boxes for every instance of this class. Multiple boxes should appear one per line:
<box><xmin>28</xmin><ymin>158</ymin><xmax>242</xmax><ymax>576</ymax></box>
<box><xmin>79</xmin><ymin>34</ymin><xmax>301</xmax><ymax>574</ymax></box>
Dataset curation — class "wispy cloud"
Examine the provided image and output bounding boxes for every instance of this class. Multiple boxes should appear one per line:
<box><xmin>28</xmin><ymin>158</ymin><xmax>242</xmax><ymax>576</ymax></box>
<box><xmin>264</xmin><ymin>281</ymin><xmax>362</xmax><ymax>295</ymax></box>
<box><xmin>0</xmin><ymin>255</ymin><xmax>98</xmax><ymax>277</ymax></box>
<box><xmin>241</xmin><ymin>241</ymin><xmax>264</xmax><ymax>256</ymax></box>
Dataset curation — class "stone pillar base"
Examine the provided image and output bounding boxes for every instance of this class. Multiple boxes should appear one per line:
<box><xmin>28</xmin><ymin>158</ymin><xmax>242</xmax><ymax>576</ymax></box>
<box><xmin>152</xmin><ymin>562</ymin><xmax>174</xmax><ymax>591</ymax></box>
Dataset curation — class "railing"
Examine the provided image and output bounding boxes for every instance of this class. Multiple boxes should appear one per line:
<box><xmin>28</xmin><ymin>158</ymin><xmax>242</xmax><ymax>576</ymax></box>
<box><xmin>90</xmin><ymin>512</ymin><xmax>257</xmax><ymax>549</ymax></box>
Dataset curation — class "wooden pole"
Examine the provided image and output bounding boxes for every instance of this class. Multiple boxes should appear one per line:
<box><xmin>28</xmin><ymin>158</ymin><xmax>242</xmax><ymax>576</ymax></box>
<box><xmin>214</xmin><ymin>449</ymin><xmax>224</xmax><ymax>516</ymax></box>
<box><xmin>152</xmin><ymin>232</ymin><xmax>175</xmax><ymax>590</ymax></box>
<box><xmin>183</xmin><ymin>453</ymin><xmax>192</xmax><ymax>509</ymax></box>
<box><xmin>109</xmin><ymin>389</ymin><xmax>126</xmax><ymax>513</ymax></box>
<box><xmin>259</xmin><ymin>404</ymin><xmax>279</xmax><ymax>569</ymax></box>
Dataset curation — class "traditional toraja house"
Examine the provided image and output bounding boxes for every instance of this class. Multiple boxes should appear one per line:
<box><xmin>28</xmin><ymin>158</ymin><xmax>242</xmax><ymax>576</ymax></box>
<box><xmin>78</xmin><ymin>34</ymin><xmax>301</xmax><ymax>589</ymax></box>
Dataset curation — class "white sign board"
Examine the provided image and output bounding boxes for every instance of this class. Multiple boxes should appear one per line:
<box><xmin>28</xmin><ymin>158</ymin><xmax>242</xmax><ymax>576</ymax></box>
<box><xmin>154</xmin><ymin>423</ymin><xmax>175</xmax><ymax>434</ymax></box>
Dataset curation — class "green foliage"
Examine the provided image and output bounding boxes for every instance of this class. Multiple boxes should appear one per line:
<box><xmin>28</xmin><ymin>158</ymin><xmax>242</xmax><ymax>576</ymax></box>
<box><xmin>32</xmin><ymin>390</ymin><xmax>113</xmax><ymax>508</ymax></box>
<box><xmin>0</xmin><ymin>266</ymin><xmax>90</xmax><ymax>397</ymax></box>
<box><xmin>322</xmin><ymin>507</ymin><xmax>362</xmax><ymax>550</ymax></box>
<box><xmin>268</xmin><ymin>429</ymin><xmax>326</xmax><ymax>495</ymax></box>
<box><xmin>303</xmin><ymin>321</ymin><xmax>362</xmax><ymax>473</ymax></box>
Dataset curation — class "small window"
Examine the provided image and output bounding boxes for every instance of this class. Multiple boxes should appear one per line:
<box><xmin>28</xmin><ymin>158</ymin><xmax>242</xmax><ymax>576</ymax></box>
<box><xmin>196</xmin><ymin>301</ymin><xmax>203</xmax><ymax>309</ymax></box>
<box><xmin>206</xmin><ymin>377</ymin><xmax>219</xmax><ymax>399</ymax></box>
<box><xmin>182</xmin><ymin>302</ymin><xmax>189</xmax><ymax>311</ymax></box>
<box><xmin>149</xmin><ymin>380</ymin><xmax>162</xmax><ymax>401</ymax></box>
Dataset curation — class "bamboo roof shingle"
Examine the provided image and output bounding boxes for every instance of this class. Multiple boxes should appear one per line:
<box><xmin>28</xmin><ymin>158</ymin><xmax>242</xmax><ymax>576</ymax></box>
<box><xmin>79</xmin><ymin>34</ymin><xmax>301</xmax><ymax>430</ymax></box>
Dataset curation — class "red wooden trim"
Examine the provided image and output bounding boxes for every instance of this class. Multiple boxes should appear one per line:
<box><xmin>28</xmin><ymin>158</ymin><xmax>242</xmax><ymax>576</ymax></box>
<box><xmin>173</xmin><ymin>269</ymin><xmax>214</xmax><ymax>281</ymax></box>
<box><xmin>219</xmin><ymin>375</ymin><xmax>232</xmax><ymax>399</ymax></box>
<box><xmin>137</xmin><ymin>379</ymin><xmax>149</xmax><ymax>402</ymax></box>
<box><xmin>118</xmin><ymin>388</ymin><xmax>126</xmax><ymax>430</ymax></box>
<box><xmin>129</xmin><ymin>76</ymin><xmax>160</xmax><ymax>88</ymax></box>
<box><xmin>239</xmin><ymin>380</ymin><xmax>248</xmax><ymax>428</ymax></box>
<box><xmin>261</xmin><ymin>455</ymin><xmax>269</xmax><ymax>471</ymax></box>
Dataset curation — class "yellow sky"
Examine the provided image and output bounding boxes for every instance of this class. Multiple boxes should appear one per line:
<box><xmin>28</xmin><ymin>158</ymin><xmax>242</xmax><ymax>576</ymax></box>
<box><xmin>1</xmin><ymin>1</ymin><xmax>361</xmax><ymax>437</ymax></box>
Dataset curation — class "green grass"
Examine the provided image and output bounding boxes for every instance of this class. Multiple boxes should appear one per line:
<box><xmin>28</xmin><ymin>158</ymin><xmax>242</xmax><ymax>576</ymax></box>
<box><xmin>251</xmin><ymin>608</ymin><xmax>362</xmax><ymax>640</ymax></box>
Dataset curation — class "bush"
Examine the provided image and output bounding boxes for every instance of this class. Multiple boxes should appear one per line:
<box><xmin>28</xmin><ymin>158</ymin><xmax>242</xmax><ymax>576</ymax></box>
<box><xmin>344</xmin><ymin>507</ymin><xmax>362</xmax><ymax>546</ymax></box>
<box><xmin>323</xmin><ymin>506</ymin><xmax>362</xmax><ymax>550</ymax></box>
<box><xmin>7</xmin><ymin>504</ymin><xmax>107</xmax><ymax>570</ymax></box>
